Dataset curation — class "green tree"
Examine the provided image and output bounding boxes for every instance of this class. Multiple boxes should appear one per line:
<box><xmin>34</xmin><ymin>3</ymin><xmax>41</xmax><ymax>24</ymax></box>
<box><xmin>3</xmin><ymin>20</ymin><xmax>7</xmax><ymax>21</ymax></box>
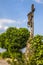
<box><xmin>0</xmin><ymin>32</ymin><xmax>6</xmax><ymax>48</ymax></box>
<box><xmin>30</xmin><ymin>35</ymin><xmax>43</xmax><ymax>65</ymax></box>
<box><xmin>0</xmin><ymin>27</ymin><xmax>30</xmax><ymax>59</ymax></box>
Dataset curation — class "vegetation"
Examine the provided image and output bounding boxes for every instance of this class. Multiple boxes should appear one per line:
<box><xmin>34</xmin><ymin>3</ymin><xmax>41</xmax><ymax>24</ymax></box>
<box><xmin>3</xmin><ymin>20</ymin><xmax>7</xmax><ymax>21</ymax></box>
<box><xmin>30</xmin><ymin>35</ymin><xmax>43</xmax><ymax>65</ymax></box>
<box><xmin>0</xmin><ymin>27</ymin><xmax>30</xmax><ymax>59</ymax></box>
<box><xmin>0</xmin><ymin>27</ymin><xmax>43</xmax><ymax>65</ymax></box>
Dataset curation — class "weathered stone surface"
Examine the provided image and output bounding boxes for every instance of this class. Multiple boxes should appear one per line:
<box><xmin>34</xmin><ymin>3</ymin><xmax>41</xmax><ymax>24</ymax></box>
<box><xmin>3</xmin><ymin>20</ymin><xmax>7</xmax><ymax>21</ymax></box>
<box><xmin>0</xmin><ymin>59</ymin><xmax>10</xmax><ymax>65</ymax></box>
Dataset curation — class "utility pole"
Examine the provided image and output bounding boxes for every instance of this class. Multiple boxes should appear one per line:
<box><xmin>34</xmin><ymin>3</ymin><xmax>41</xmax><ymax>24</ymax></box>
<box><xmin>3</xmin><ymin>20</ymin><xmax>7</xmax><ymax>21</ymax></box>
<box><xmin>25</xmin><ymin>4</ymin><xmax>35</xmax><ymax>64</ymax></box>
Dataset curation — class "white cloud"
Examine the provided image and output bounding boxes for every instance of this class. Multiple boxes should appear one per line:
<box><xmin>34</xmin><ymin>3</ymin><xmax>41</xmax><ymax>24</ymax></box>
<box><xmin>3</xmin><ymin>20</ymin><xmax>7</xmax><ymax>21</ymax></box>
<box><xmin>4</xmin><ymin>26</ymin><xmax>8</xmax><ymax>30</ymax></box>
<box><xmin>35</xmin><ymin>0</ymin><xmax>40</xmax><ymax>3</ymax></box>
<box><xmin>0</xmin><ymin>19</ymin><xmax>16</xmax><ymax>32</ymax></box>
<box><xmin>0</xmin><ymin>25</ymin><xmax>8</xmax><ymax>30</ymax></box>
<box><xmin>0</xmin><ymin>25</ymin><xmax>2</xmax><ymax>29</ymax></box>
<box><xmin>33</xmin><ymin>0</ymin><xmax>43</xmax><ymax>3</ymax></box>
<box><xmin>0</xmin><ymin>18</ymin><xmax>26</xmax><ymax>33</ymax></box>
<box><xmin>0</xmin><ymin>19</ymin><xmax>16</xmax><ymax>31</ymax></box>
<box><xmin>0</xmin><ymin>19</ymin><xmax>16</xmax><ymax>24</ymax></box>
<box><xmin>0</xmin><ymin>19</ymin><xmax>23</xmax><ymax>26</ymax></box>
<box><xmin>0</xmin><ymin>19</ymin><xmax>22</xmax><ymax>32</ymax></box>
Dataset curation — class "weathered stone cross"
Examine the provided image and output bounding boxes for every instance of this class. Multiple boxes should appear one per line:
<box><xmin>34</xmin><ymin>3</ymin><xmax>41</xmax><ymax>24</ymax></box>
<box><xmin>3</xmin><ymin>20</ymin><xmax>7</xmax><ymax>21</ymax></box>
<box><xmin>25</xmin><ymin>4</ymin><xmax>35</xmax><ymax>64</ymax></box>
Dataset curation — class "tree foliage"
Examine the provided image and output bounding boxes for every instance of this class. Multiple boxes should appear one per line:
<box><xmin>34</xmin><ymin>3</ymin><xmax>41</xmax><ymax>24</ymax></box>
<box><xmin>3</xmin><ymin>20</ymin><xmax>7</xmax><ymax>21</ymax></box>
<box><xmin>30</xmin><ymin>35</ymin><xmax>43</xmax><ymax>65</ymax></box>
<box><xmin>0</xmin><ymin>27</ymin><xmax>43</xmax><ymax>65</ymax></box>
<box><xmin>0</xmin><ymin>27</ymin><xmax>30</xmax><ymax>59</ymax></box>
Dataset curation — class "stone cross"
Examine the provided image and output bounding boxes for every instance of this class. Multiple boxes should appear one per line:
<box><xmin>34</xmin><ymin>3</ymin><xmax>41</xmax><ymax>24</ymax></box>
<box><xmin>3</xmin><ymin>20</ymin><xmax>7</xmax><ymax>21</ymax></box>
<box><xmin>27</xmin><ymin>4</ymin><xmax>35</xmax><ymax>38</ymax></box>
<box><xmin>25</xmin><ymin>4</ymin><xmax>35</xmax><ymax>64</ymax></box>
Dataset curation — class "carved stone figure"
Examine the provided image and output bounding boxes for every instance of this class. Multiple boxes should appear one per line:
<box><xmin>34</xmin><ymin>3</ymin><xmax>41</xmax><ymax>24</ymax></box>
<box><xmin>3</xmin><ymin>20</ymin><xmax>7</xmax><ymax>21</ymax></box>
<box><xmin>27</xmin><ymin>4</ymin><xmax>35</xmax><ymax>38</ymax></box>
<box><xmin>25</xmin><ymin>4</ymin><xmax>35</xmax><ymax>64</ymax></box>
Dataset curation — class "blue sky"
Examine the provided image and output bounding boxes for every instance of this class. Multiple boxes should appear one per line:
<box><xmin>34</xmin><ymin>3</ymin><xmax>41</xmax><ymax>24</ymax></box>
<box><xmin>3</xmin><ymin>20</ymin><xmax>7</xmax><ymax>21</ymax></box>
<box><xmin>0</xmin><ymin>0</ymin><xmax>43</xmax><ymax>35</ymax></box>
